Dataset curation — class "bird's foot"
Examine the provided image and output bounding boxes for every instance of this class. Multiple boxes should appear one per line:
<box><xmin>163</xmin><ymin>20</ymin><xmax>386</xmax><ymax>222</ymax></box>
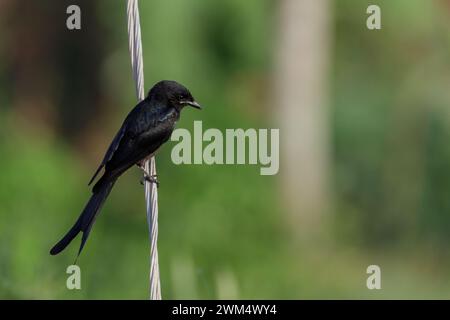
<box><xmin>140</xmin><ymin>174</ymin><xmax>159</xmax><ymax>188</ymax></box>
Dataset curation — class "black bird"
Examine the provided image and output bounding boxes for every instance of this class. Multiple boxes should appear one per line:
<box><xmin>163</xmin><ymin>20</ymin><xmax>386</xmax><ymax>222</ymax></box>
<box><xmin>50</xmin><ymin>80</ymin><xmax>201</xmax><ymax>256</ymax></box>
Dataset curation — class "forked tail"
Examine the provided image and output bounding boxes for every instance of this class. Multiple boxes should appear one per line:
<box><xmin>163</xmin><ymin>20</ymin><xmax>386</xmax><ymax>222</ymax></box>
<box><xmin>50</xmin><ymin>175</ymin><xmax>116</xmax><ymax>256</ymax></box>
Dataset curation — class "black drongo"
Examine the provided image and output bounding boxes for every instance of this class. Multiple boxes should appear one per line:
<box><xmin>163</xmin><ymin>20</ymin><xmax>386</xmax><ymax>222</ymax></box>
<box><xmin>50</xmin><ymin>80</ymin><xmax>201</xmax><ymax>256</ymax></box>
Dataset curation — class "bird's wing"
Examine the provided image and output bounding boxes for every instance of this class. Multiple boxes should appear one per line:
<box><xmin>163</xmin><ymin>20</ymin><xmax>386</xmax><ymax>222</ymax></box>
<box><xmin>87</xmin><ymin>124</ymin><xmax>128</xmax><ymax>186</ymax></box>
<box><xmin>100</xmin><ymin>107</ymin><xmax>175</xmax><ymax>181</ymax></box>
<box><xmin>87</xmin><ymin>101</ymin><xmax>148</xmax><ymax>186</ymax></box>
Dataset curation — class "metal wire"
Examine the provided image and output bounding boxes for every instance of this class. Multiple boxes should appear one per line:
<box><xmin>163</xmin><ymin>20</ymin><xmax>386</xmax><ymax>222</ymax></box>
<box><xmin>126</xmin><ymin>0</ymin><xmax>161</xmax><ymax>300</ymax></box>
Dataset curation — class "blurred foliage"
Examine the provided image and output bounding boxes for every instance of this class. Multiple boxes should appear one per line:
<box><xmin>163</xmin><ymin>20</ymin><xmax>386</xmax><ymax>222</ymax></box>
<box><xmin>0</xmin><ymin>0</ymin><xmax>450</xmax><ymax>299</ymax></box>
<box><xmin>333</xmin><ymin>0</ymin><xmax>450</xmax><ymax>250</ymax></box>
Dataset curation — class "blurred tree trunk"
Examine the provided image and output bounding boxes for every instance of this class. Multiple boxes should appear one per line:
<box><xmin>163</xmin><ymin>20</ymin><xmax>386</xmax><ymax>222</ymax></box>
<box><xmin>274</xmin><ymin>0</ymin><xmax>332</xmax><ymax>242</ymax></box>
<box><xmin>2</xmin><ymin>0</ymin><xmax>107</xmax><ymax>151</ymax></box>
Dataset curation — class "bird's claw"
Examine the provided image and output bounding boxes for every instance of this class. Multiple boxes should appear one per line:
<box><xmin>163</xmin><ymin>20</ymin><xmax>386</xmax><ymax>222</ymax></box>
<box><xmin>141</xmin><ymin>174</ymin><xmax>159</xmax><ymax>188</ymax></box>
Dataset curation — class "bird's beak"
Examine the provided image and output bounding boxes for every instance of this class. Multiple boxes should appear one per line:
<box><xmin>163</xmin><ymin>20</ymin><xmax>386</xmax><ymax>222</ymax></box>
<box><xmin>181</xmin><ymin>100</ymin><xmax>202</xmax><ymax>109</ymax></box>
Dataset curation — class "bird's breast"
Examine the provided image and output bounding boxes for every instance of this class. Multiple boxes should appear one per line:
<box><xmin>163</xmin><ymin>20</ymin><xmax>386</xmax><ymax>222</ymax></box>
<box><xmin>138</xmin><ymin>109</ymin><xmax>178</xmax><ymax>146</ymax></box>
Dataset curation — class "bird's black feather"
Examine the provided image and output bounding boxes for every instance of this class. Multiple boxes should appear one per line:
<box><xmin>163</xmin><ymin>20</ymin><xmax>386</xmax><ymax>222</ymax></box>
<box><xmin>50</xmin><ymin>80</ymin><xmax>200</xmax><ymax>257</ymax></box>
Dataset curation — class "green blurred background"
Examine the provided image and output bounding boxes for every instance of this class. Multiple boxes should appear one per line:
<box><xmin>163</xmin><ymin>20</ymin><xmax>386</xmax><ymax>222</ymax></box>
<box><xmin>1</xmin><ymin>0</ymin><xmax>450</xmax><ymax>299</ymax></box>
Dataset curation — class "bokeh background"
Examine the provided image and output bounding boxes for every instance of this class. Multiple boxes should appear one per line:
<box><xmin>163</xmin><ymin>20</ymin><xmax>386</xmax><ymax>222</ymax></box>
<box><xmin>1</xmin><ymin>0</ymin><xmax>450</xmax><ymax>299</ymax></box>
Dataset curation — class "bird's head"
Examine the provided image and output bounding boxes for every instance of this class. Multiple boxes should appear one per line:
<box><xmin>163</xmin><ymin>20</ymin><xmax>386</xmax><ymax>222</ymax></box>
<box><xmin>148</xmin><ymin>80</ymin><xmax>202</xmax><ymax>111</ymax></box>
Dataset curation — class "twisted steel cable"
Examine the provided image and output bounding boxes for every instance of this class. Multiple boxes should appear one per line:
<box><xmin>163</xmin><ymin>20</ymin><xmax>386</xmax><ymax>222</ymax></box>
<box><xmin>126</xmin><ymin>0</ymin><xmax>161</xmax><ymax>300</ymax></box>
